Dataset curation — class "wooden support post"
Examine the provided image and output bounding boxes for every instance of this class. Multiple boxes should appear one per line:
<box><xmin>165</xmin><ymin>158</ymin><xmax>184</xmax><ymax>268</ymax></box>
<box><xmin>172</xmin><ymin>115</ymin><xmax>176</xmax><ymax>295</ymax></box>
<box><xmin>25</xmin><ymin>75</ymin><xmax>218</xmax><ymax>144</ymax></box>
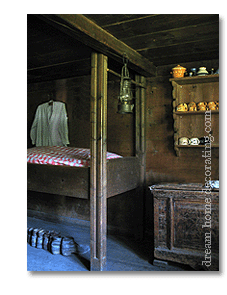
<box><xmin>140</xmin><ymin>76</ymin><xmax>146</xmax><ymax>179</ymax></box>
<box><xmin>90</xmin><ymin>52</ymin><xmax>98</xmax><ymax>269</ymax></box>
<box><xmin>135</xmin><ymin>75</ymin><xmax>146</xmax><ymax>240</ymax></box>
<box><xmin>90</xmin><ymin>52</ymin><xmax>108</xmax><ymax>271</ymax></box>
<box><xmin>135</xmin><ymin>75</ymin><xmax>146</xmax><ymax>185</ymax></box>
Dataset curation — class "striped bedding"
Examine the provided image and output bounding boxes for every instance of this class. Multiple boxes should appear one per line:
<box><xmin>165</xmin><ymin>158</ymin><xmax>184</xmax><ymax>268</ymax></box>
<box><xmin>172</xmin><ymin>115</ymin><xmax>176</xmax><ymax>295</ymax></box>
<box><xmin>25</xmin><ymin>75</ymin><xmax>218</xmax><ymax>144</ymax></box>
<box><xmin>27</xmin><ymin>146</ymin><xmax>122</xmax><ymax>167</ymax></box>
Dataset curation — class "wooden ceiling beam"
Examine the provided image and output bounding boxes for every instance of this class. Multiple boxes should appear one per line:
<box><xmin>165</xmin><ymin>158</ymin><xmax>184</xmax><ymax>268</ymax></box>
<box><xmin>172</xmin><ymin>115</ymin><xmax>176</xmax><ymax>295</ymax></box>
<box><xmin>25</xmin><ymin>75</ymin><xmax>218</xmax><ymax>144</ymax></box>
<box><xmin>39</xmin><ymin>14</ymin><xmax>157</xmax><ymax>77</ymax></box>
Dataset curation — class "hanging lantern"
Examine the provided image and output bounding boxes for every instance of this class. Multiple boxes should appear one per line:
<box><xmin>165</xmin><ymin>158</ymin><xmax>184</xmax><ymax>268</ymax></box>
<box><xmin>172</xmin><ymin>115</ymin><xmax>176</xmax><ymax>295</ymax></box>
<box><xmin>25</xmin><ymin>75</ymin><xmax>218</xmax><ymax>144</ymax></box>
<box><xmin>118</xmin><ymin>55</ymin><xmax>134</xmax><ymax>114</ymax></box>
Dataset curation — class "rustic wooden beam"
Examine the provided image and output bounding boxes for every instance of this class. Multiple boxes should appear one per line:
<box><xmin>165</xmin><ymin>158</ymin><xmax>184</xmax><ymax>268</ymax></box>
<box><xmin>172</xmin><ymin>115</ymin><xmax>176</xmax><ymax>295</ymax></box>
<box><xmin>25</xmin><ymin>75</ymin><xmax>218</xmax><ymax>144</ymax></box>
<box><xmin>135</xmin><ymin>74</ymin><xmax>147</xmax><ymax>240</ymax></box>
<box><xmin>90</xmin><ymin>52</ymin><xmax>98</xmax><ymax>269</ymax></box>
<box><xmin>135</xmin><ymin>76</ymin><xmax>141</xmax><ymax>157</ymax></box>
<box><xmin>90</xmin><ymin>53</ymin><xmax>108</xmax><ymax>271</ymax></box>
<box><xmin>39</xmin><ymin>14</ymin><xmax>156</xmax><ymax>77</ymax></box>
<box><xmin>135</xmin><ymin>75</ymin><xmax>146</xmax><ymax>163</ymax></box>
<box><xmin>96</xmin><ymin>53</ymin><xmax>108</xmax><ymax>271</ymax></box>
<box><xmin>107</xmin><ymin>68</ymin><xmax>146</xmax><ymax>88</ymax></box>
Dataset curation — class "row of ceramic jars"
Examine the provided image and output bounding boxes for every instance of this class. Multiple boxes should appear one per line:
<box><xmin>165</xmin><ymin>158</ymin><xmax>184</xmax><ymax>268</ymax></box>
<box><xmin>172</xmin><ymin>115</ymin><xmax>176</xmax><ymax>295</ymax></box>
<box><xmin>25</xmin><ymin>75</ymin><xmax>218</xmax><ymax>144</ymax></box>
<box><xmin>27</xmin><ymin>227</ymin><xmax>76</xmax><ymax>256</ymax></box>
<box><xmin>176</xmin><ymin>101</ymin><xmax>219</xmax><ymax>112</ymax></box>
<box><xmin>178</xmin><ymin>136</ymin><xmax>212</xmax><ymax>146</ymax></box>
<box><xmin>171</xmin><ymin>65</ymin><xmax>218</xmax><ymax>78</ymax></box>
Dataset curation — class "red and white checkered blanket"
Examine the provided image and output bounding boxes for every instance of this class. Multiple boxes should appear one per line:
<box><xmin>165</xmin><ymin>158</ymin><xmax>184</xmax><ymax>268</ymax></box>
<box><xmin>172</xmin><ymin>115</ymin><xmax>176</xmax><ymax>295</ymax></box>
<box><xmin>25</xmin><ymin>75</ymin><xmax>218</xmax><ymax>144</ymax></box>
<box><xmin>27</xmin><ymin>146</ymin><xmax>122</xmax><ymax>167</ymax></box>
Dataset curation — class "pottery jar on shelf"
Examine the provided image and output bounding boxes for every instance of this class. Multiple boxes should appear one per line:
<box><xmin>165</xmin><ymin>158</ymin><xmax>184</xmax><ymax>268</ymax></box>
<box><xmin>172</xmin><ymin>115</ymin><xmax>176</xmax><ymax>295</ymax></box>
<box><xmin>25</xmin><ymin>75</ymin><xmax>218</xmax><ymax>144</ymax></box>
<box><xmin>176</xmin><ymin>103</ymin><xmax>188</xmax><ymax>112</ymax></box>
<box><xmin>197</xmin><ymin>67</ymin><xmax>208</xmax><ymax>76</ymax></box>
<box><xmin>171</xmin><ymin>65</ymin><xmax>186</xmax><ymax>78</ymax></box>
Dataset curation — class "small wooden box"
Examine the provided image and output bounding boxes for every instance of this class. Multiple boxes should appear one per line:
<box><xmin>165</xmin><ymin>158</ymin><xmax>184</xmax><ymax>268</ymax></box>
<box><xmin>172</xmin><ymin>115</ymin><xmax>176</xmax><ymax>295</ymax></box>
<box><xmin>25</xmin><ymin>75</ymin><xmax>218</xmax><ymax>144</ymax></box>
<box><xmin>150</xmin><ymin>183</ymin><xmax>219</xmax><ymax>270</ymax></box>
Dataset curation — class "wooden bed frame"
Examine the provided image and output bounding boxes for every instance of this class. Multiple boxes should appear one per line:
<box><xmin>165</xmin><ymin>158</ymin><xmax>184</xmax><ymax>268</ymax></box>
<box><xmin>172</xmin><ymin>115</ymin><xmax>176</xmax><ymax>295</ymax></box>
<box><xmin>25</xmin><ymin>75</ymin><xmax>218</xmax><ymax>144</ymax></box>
<box><xmin>27</xmin><ymin>52</ymin><xmax>146</xmax><ymax>271</ymax></box>
<box><xmin>28</xmin><ymin>157</ymin><xmax>140</xmax><ymax>199</ymax></box>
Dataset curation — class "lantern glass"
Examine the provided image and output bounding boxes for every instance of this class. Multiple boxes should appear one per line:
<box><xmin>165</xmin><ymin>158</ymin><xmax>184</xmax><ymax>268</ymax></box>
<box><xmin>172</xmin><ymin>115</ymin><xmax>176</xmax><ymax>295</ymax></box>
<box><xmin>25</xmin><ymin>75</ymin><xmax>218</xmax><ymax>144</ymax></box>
<box><xmin>121</xmin><ymin>78</ymin><xmax>132</xmax><ymax>100</ymax></box>
<box><xmin>118</xmin><ymin>58</ymin><xmax>134</xmax><ymax>114</ymax></box>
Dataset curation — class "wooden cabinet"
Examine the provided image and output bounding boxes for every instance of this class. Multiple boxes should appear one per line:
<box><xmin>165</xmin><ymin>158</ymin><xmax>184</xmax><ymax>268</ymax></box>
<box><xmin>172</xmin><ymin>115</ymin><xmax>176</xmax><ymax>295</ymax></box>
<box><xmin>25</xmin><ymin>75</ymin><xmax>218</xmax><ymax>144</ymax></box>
<box><xmin>170</xmin><ymin>75</ymin><xmax>219</xmax><ymax>156</ymax></box>
<box><xmin>150</xmin><ymin>183</ymin><xmax>219</xmax><ymax>270</ymax></box>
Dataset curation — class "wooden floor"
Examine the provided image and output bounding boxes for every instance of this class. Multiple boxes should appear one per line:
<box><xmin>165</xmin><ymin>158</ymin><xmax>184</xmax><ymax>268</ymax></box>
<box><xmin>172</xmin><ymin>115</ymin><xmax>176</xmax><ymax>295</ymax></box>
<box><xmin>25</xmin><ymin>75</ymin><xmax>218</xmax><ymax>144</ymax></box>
<box><xmin>27</xmin><ymin>216</ymin><xmax>190</xmax><ymax>271</ymax></box>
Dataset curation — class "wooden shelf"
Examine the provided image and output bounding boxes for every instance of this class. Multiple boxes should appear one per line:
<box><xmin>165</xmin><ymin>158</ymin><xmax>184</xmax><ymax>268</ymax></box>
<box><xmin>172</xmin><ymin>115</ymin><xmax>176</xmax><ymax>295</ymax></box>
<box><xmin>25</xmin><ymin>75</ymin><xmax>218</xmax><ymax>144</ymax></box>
<box><xmin>174</xmin><ymin>110</ymin><xmax>219</xmax><ymax>115</ymax></box>
<box><xmin>175</xmin><ymin>144</ymin><xmax>219</xmax><ymax>148</ymax></box>
<box><xmin>169</xmin><ymin>74</ymin><xmax>219</xmax><ymax>85</ymax></box>
<box><xmin>170</xmin><ymin>75</ymin><xmax>219</xmax><ymax>156</ymax></box>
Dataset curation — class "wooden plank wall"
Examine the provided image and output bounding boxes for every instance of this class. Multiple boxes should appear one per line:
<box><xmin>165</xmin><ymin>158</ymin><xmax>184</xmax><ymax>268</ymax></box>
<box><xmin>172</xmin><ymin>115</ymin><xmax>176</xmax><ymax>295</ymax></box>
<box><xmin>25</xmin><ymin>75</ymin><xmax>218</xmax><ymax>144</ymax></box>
<box><xmin>145</xmin><ymin>59</ymin><xmax>219</xmax><ymax>234</ymax></box>
<box><xmin>146</xmin><ymin>59</ymin><xmax>219</xmax><ymax>184</ymax></box>
<box><xmin>107</xmin><ymin>74</ymin><xmax>135</xmax><ymax>156</ymax></box>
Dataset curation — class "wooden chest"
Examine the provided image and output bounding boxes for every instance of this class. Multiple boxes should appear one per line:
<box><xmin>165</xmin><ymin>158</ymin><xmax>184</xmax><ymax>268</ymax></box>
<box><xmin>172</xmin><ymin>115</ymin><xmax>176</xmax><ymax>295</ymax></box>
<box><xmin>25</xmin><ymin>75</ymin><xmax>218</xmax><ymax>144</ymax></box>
<box><xmin>150</xmin><ymin>183</ymin><xmax>219</xmax><ymax>270</ymax></box>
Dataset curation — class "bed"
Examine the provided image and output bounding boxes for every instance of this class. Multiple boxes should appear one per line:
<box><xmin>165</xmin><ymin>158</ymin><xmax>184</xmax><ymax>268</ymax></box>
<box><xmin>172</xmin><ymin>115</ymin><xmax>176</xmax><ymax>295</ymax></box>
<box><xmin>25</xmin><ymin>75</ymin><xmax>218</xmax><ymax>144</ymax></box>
<box><xmin>27</xmin><ymin>146</ymin><xmax>140</xmax><ymax>199</ymax></box>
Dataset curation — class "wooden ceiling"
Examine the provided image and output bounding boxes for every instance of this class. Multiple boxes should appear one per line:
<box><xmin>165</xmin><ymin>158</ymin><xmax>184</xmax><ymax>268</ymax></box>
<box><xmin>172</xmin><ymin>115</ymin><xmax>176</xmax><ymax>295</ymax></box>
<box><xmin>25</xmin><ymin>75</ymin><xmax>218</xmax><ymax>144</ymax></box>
<box><xmin>27</xmin><ymin>15</ymin><xmax>93</xmax><ymax>83</ymax></box>
<box><xmin>27</xmin><ymin>14</ymin><xmax>219</xmax><ymax>83</ymax></box>
<box><xmin>84</xmin><ymin>14</ymin><xmax>219</xmax><ymax>66</ymax></box>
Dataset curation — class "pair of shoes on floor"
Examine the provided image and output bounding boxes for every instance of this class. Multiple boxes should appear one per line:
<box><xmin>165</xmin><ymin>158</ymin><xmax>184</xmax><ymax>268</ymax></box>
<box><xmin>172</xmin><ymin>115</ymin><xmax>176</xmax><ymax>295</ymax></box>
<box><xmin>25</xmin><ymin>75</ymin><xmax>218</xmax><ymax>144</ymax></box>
<box><xmin>27</xmin><ymin>227</ymin><xmax>90</xmax><ymax>256</ymax></box>
<box><xmin>51</xmin><ymin>236</ymin><xmax>90</xmax><ymax>255</ymax></box>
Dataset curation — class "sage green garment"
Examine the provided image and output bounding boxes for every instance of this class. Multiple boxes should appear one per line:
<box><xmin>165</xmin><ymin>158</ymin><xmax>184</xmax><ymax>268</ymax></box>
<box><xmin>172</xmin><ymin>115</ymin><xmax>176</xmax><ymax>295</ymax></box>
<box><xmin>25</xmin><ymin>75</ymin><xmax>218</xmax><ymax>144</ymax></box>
<box><xmin>30</xmin><ymin>101</ymin><xmax>70</xmax><ymax>146</ymax></box>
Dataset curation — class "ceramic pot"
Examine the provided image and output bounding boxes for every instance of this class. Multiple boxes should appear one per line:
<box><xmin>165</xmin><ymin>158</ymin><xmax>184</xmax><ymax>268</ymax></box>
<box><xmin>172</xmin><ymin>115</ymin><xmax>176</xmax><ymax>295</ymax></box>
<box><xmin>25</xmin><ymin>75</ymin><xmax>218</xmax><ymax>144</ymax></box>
<box><xmin>197</xmin><ymin>101</ymin><xmax>207</xmax><ymax>111</ymax></box>
<box><xmin>171</xmin><ymin>65</ymin><xmax>186</xmax><ymax>78</ymax></box>
<box><xmin>188</xmin><ymin>102</ymin><xmax>197</xmax><ymax>111</ymax></box>
<box><xmin>178</xmin><ymin>137</ymin><xmax>190</xmax><ymax>145</ymax></box>
<box><xmin>197</xmin><ymin>67</ymin><xmax>208</xmax><ymax>76</ymax></box>
<box><xmin>189</xmin><ymin>138</ymin><xmax>200</xmax><ymax>145</ymax></box>
<box><xmin>176</xmin><ymin>103</ymin><xmax>188</xmax><ymax>112</ymax></box>
<box><xmin>208</xmin><ymin>101</ymin><xmax>217</xmax><ymax>110</ymax></box>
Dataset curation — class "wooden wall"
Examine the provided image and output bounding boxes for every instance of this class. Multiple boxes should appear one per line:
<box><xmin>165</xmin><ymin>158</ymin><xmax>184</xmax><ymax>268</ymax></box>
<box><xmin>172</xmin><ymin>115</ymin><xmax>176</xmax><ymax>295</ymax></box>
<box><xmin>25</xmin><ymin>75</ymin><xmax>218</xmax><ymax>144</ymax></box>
<box><xmin>145</xmin><ymin>59</ymin><xmax>219</xmax><ymax>234</ymax></box>
<box><xmin>107</xmin><ymin>74</ymin><xmax>135</xmax><ymax>157</ymax></box>
<box><xmin>146</xmin><ymin>59</ymin><xmax>219</xmax><ymax>184</ymax></box>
